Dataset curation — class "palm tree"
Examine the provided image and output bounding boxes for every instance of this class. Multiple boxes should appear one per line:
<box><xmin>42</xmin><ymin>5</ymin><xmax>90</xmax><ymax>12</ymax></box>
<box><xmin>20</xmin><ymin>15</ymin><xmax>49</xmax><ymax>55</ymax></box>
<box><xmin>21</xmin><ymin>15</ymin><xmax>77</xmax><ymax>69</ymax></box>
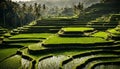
<box><xmin>22</xmin><ymin>3</ymin><xmax>27</xmax><ymax>13</ymax></box>
<box><xmin>77</xmin><ymin>2</ymin><xmax>83</xmax><ymax>11</ymax></box>
<box><xmin>73</xmin><ymin>4</ymin><xmax>77</xmax><ymax>15</ymax></box>
<box><xmin>43</xmin><ymin>4</ymin><xmax>46</xmax><ymax>10</ymax></box>
<box><xmin>28</xmin><ymin>4</ymin><xmax>33</xmax><ymax>13</ymax></box>
<box><xmin>37</xmin><ymin>4</ymin><xmax>41</xmax><ymax>18</ymax></box>
<box><xmin>34</xmin><ymin>3</ymin><xmax>38</xmax><ymax>19</ymax></box>
<box><xmin>12</xmin><ymin>5</ymin><xmax>19</xmax><ymax>27</ymax></box>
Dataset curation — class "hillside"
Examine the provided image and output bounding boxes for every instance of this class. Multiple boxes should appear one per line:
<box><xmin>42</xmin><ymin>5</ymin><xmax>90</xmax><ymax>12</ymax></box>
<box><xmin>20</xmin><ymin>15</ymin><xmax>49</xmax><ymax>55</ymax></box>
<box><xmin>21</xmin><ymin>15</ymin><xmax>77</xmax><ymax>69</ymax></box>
<box><xmin>0</xmin><ymin>1</ymin><xmax>120</xmax><ymax>69</ymax></box>
<box><xmin>76</xmin><ymin>2</ymin><xmax>120</xmax><ymax>28</ymax></box>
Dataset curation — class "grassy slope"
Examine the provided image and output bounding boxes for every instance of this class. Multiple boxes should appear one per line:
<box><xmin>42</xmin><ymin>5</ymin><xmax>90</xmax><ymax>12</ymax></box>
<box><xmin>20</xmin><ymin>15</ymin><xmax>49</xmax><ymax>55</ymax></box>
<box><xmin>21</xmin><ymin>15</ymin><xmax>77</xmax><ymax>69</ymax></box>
<box><xmin>90</xmin><ymin>14</ymin><xmax>111</xmax><ymax>22</ymax></box>
<box><xmin>22</xmin><ymin>46</ymin><xmax>92</xmax><ymax>60</ymax></box>
<box><xmin>91</xmin><ymin>31</ymin><xmax>109</xmax><ymax>39</ymax></box>
<box><xmin>3</xmin><ymin>33</ymin><xmax>54</xmax><ymax>47</ymax></box>
<box><xmin>43</xmin><ymin>35</ymin><xmax>113</xmax><ymax>44</ymax></box>
<box><xmin>10</xmin><ymin>33</ymin><xmax>53</xmax><ymax>39</ymax></box>
<box><xmin>28</xmin><ymin>43</ymin><xmax>46</xmax><ymax>50</ymax></box>
<box><xmin>0</xmin><ymin>48</ymin><xmax>18</xmax><ymax>61</ymax></box>
<box><xmin>0</xmin><ymin>55</ymin><xmax>21</xmax><ymax>69</ymax></box>
<box><xmin>61</xmin><ymin>27</ymin><xmax>94</xmax><ymax>32</ymax></box>
<box><xmin>0</xmin><ymin>2</ymin><xmax>120</xmax><ymax>69</ymax></box>
<box><xmin>108</xmin><ymin>28</ymin><xmax>120</xmax><ymax>35</ymax></box>
<box><xmin>78</xmin><ymin>3</ymin><xmax>120</xmax><ymax>26</ymax></box>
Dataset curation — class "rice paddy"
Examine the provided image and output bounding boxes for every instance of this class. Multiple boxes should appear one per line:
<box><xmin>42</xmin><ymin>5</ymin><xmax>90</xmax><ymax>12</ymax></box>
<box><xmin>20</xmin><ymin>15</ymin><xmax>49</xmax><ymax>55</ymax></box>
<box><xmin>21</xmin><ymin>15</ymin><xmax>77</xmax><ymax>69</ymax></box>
<box><xmin>0</xmin><ymin>3</ymin><xmax>120</xmax><ymax>69</ymax></box>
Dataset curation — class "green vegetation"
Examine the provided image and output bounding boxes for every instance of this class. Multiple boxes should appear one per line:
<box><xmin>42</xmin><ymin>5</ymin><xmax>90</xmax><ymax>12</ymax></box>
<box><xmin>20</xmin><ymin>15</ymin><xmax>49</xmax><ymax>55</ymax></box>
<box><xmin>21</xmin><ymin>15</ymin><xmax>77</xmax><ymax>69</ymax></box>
<box><xmin>90</xmin><ymin>14</ymin><xmax>111</xmax><ymax>22</ymax></box>
<box><xmin>0</xmin><ymin>48</ymin><xmax>18</xmax><ymax>61</ymax></box>
<box><xmin>87</xmin><ymin>58</ymin><xmax>120</xmax><ymax>69</ymax></box>
<box><xmin>28</xmin><ymin>21</ymin><xmax>37</xmax><ymax>26</ymax></box>
<box><xmin>0</xmin><ymin>55</ymin><xmax>21</xmax><ymax>69</ymax></box>
<box><xmin>43</xmin><ymin>35</ymin><xmax>113</xmax><ymax>45</ymax></box>
<box><xmin>95</xmin><ymin>64</ymin><xmax>120</xmax><ymax>69</ymax></box>
<box><xmin>24</xmin><ymin>47</ymin><xmax>93</xmax><ymax>60</ymax></box>
<box><xmin>91</xmin><ymin>31</ymin><xmax>109</xmax><ymax>39</ymax></box>
<box><xmin>0</xmin><ymin>0</ymin><xmax>120</xmax><ymax>69</ymax></box>
<box><xmin>28</xmin><ymin>43</ymin><xmax>46</xmax><ymax>50</ymax></box>
<box><xmin>107</xmin><ymin>28</ymin><xmax>120</xmax><ymax>35</ymax></box>
<box><xmin>107</xmin><ymin>28</ymin><xmax>120</xmax><ymax>40</ymax></box>
<box><xmin>60</xmin><ymin>27</ymin><xmax>94</xmax><ymax>32</ymax></box>
<box><xmin>2</xmin><ymin>33</ymin><xmax>53</xmax><ymax>48</ymax></box>
<box><xmin>0</xmin><ymin>28</ymin><xmax>7</xmax><ymax>37</ymax></box>
<box><xmin>9</xmin><ymin>43</ymin><xmax>37</xmax><ymax>47</ymax></box>
<box><xmin>10</xmin><ymin>33</ymin><xmax>53</xmax><ymax>39</ymax></box>
<box><xmin>58</xmin><ymin>27</ymin><xmax>96</xmax><ymax>37</ymax></box>
<box><xmin>64</xmin><ymin>55</ymin><xmax>119</xmax><ymax>69</ymax></box>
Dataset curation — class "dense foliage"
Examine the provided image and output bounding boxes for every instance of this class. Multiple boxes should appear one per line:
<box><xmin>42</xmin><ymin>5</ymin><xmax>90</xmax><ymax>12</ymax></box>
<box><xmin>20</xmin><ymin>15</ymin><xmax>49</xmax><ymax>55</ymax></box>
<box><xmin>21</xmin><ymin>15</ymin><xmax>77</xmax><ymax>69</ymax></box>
<box><xmin>0</xmin><ymin>0</ymin><xmax>42</xmax><ymax>28</ymax></box>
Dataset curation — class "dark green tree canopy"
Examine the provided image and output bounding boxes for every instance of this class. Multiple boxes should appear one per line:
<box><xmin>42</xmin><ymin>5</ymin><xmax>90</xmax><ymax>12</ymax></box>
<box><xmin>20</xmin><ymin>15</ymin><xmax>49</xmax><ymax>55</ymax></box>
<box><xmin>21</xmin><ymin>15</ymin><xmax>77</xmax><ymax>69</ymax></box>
<box><xmin>101</xmin><ymin>0</ymin><xmax>120</xmax><ymax>3</ymax></box>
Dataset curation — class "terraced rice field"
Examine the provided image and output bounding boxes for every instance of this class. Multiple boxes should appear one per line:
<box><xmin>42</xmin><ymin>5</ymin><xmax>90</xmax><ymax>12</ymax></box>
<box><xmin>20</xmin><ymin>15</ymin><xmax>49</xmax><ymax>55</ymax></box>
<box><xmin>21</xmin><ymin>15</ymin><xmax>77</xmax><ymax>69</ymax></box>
<box><xmin>38</xmin><ymin>55</ymin><xmax>69</xmax><ymax>69</ymax></box>
<box><xmin>0</xmin><ymin>55</ymin><xmax>21</xmax><ymax>69</ymax></box>
<box><xmin>0</xmin><ymin>14</ymin><xmax>120</xmax><ymax>69</ymax></box>
<box><xmin>0</xmin><ymin>48</ymin><xmax>18</xmax><ymax>62</ymax></box>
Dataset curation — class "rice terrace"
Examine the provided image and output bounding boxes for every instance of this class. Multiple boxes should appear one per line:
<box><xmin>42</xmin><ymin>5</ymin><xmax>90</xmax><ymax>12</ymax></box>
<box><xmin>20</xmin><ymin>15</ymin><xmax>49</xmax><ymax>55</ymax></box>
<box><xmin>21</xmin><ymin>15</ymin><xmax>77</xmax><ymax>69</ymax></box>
<box><xmin>0</xmin><ymin>0</ymin><xmax>120</xmax><ymax>69</ymax></box>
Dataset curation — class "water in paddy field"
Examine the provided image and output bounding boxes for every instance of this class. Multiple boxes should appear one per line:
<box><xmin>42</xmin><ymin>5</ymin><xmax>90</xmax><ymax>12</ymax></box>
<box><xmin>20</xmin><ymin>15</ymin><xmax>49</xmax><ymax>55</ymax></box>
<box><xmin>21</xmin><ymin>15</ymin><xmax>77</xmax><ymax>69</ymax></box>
<box><xmin>95</xmin><ymin>65</ymin><xmax>120</xmax><ymax>69</ymax></box>
<box><xmin>38</xmin><ymin>55</ymin><xmax>69</xmax><ymax>69</ymax></box>
<box><xmin>63</xmin><ymin>56</ymin><xmax>93</xmax><ymax>69</ymax></box>
<box><xmin>21</xmin><ymin>58</ymin><xmax>31</xmax><ymax>69</ymax></box>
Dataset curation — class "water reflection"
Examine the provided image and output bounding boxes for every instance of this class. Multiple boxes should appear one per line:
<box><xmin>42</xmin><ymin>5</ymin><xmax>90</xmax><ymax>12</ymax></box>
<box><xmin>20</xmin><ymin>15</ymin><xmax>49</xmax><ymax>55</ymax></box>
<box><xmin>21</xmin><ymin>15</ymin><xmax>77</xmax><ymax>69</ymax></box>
<box><xmin>63</xmin><ymin>56</ymin><xmax>92</xmax><ymax>69</ymax></box>
<box><xmin>38</xmin><ymin>55</ymin><xmax>69</xmax><ymax>69</ymax></box>
<box><xmin>21</xmin><ymin>58</ymin><xmax>30</xmax><ymax>69</ymax></box>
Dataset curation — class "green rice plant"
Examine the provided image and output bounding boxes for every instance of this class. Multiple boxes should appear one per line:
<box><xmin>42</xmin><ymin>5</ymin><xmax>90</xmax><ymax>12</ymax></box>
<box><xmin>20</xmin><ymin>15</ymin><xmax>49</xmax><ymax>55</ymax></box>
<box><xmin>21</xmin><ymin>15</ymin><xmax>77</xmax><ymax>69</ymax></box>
<box><xmin>61</xmin><ymin>50</ymin><xmax>120</xmax><ymax>69</ymax></box>
<box><xmin>107</xmin><ymin>28</ymin><xmax>120</xmax><ymax>40</ymax></box>
<box><xmin>90</xmin><ymin>14</ymin><xmax>111</xmax><ymax>22</ymax></box>
<box><xmin>28</xmin><ymin>43</ymin><xmax>46</xmax><ymax>50</ymax></box>
<box><xmin>91</xmin><ymin>31</ymin><xmax>109</xmax><ymax>39</ymax></box>
<box><xmin>107</xmin><ymin>28</ymin><xmax>120</xmax><ymax>35</ymax></box>
<box><xmin>3</xmin><ymin>33</ymin><xmax>12</xmax><ymax>38</ymax></box>
<box><xmin>0</xmin><ymin>55</ymin><xmax>21</xmax><ymax>69</ymax></box>
<box><xmin>28</xmin><ymin>20</ymin><xmax>37</xmax><ymax>26</ymax></box>
<box><xmin>4</xmin><ymin>38</ymin><xmax>42</xmax><ymax>43</ymax></box>
<box><xmin>94</xmin><ymin>62</ymin><xmax>120</xmax><ymax>69</ymax></box>
<box><xmin>86</xmin><ymin>58</ymin><xmax>120</xmax><ymax>69</ymax></box>
<box><xmin>0</xmin><ymin>48</ymin><xmax>18</xmax><ymax>61</ymax></box>
<box><xmin>60</xmin><ymin>27</ymin><xmax>94</xmax><ymax>32</ymax></box>
<box><xmin>42</xmin><ymin>35</ymin><xmax>113</xmax><ymax>46</ymax></box>
<box><xmin>23</xmin><ymin>46</ymin><xmax>90</xmax><ymax>61</ymax></box>
<box><xmin>9</xmin><ymin>43</ymin><xmax>37</xmax><ymax>47</ymax></box>
<box><xmin>75</xmin><ymin>55</ymin><xmax>120</xmax><ymax>69</ymax></box>
<box><xmin>19</xmin><ymin>48</ymin><xmax>39</xmax><ymax>60</ymax></box>
<box><xmin>10</xmin><ymin>33</ymin><xmax>53</xmax><ymax>39</ymax></box>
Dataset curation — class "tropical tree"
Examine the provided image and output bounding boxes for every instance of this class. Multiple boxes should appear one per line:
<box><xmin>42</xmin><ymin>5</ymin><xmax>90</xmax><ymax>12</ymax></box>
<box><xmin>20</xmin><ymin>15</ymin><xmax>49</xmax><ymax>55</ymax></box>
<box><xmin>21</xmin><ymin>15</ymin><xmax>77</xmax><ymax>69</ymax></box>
<box><xmin>73</xmin><ymin>4</ymin><xmax>78</xmax><ymax>15</ymax></box>
<box><xmin>0</xmin><ymin>2</ymin><xmax>7</xmax><ymax>27</ymax></box>
<box><xmin>43</xmin><ymin>4</ymin><xmax>46</xmax><ymax>10</ymax></box>
<box><xmin>38</xmin><ymin>4</ymin><xmax>41</xmax><ymax>11</ymax></box>
<box><xmin>20</xmin><ymin>3</ymin><xmax>27</xmax><ymax>26</ymax></box>
<box><xmin>101</xmin><ymin>0</ymin><xmax>120</xmax><ymax>3</ymax></box>
<box><xmin>22</xmin><ymin>3</ymin><xmax>27</xmax><ymax>13</ymax></box>
<box><xmin>0</xmin><ymin>0</ymin><xmax>39</xmax><ymax>28</ymax></box>
<box><xmin>73</xmin><ymin>2</ymin><xmax>84</xmax><ymax>16</ymax></box>
<box><xmin>77</xmin><ymin>2</ymin><xmax>83</xmax><ymax>11</ymax></box>
<box><xmin>37</xmin><ymin>4</ymin><xmax>41</xmax><ymax>18</ymax></box>
<box><xmin>28</xmin><ymin>4</ymin><xmax>33</xmax><ymax>13</ymax></box>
